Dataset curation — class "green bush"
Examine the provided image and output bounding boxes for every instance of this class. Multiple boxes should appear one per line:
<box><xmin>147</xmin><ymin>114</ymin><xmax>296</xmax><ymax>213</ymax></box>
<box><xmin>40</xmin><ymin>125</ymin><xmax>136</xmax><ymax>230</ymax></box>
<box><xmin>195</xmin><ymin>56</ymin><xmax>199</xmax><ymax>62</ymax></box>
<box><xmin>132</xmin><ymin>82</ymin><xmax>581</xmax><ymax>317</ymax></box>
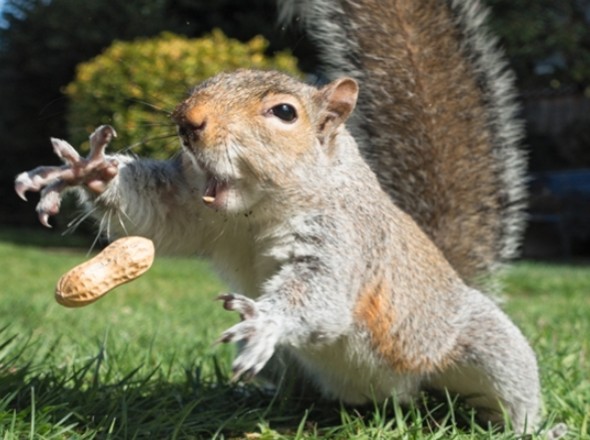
<box><xmin>65</xmin><ymin>30</ymin><xmax>301</xmax><ymax>159</ymax></box>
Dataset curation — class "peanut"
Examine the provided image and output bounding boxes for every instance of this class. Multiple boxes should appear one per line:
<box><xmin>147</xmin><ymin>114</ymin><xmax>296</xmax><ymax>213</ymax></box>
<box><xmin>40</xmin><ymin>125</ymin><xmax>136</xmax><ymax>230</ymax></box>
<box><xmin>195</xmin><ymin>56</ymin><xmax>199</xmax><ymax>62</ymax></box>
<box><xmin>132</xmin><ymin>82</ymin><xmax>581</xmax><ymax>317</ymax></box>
<box><xmin>55</xmin><ymin>236</ymin><xmax>155</xmax><ymax>307</ymax></box>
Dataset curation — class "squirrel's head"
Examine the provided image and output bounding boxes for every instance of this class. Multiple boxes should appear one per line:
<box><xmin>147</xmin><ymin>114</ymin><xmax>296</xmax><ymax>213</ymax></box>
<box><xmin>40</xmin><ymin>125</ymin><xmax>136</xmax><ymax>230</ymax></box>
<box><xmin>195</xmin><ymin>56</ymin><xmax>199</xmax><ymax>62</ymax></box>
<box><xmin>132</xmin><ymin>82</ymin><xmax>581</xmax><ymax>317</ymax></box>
<box><xmin>172</xmin><ymin>69</ymin><xmax>358</xmax><ymax>214</ymax></box>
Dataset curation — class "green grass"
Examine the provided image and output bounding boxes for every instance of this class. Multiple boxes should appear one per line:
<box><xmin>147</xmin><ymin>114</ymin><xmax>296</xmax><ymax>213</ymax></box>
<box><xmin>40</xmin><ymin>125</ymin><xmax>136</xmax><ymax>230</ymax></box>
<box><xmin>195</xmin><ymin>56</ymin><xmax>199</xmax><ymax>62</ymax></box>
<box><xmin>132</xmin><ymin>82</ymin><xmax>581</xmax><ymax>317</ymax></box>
<box><xmin>0</xmin><ymin>231</ymin><xmax>588</xmax><ymax>439</ymax></box>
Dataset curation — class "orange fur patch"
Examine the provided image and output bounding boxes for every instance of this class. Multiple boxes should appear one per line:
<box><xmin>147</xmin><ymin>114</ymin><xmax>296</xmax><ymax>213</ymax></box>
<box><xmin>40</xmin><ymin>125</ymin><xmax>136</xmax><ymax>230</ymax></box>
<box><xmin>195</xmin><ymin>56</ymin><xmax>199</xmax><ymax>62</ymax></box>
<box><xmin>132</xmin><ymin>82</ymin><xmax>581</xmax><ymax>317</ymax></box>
<box><xmin>354</xmin><ymin>277</ymin><xmax>455</xmax><ymax>374</ymax></box>
<box><xmin>186</xmin><ymin>104</ymin><xmax>208</xmax><ymax>129</ymax></box>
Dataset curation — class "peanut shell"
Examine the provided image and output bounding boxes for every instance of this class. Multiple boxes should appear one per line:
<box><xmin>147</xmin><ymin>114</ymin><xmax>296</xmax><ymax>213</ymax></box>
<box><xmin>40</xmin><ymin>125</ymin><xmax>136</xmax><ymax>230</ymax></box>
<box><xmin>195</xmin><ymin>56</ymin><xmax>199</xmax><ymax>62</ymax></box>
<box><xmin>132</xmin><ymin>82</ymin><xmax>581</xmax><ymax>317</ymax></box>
<box><xmin>55</xmin><ymin>236</ymin><xmax>155</xmax><ymax>307</ymax></box>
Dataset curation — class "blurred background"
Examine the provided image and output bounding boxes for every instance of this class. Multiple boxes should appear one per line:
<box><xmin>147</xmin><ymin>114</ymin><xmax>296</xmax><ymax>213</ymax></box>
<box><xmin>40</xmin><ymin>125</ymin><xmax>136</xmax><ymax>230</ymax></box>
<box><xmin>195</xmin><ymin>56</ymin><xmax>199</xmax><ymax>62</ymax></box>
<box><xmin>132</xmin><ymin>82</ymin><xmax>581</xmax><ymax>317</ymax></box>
<box><xmin>0</xmin><ymin>0</ymin><xmax>589</xmax><ymax>260</ymax></box>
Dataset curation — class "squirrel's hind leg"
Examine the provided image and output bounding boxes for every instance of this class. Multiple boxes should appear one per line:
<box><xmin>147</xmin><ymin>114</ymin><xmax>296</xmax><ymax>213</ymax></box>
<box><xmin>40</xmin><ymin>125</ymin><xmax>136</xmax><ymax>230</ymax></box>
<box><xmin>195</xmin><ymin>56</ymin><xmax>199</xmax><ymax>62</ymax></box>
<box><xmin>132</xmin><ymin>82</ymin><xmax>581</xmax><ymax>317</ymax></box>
<box><xmin>427</xmin><ymin>293</ymin><xmax>541</xmax><ymax>434</ymax></box>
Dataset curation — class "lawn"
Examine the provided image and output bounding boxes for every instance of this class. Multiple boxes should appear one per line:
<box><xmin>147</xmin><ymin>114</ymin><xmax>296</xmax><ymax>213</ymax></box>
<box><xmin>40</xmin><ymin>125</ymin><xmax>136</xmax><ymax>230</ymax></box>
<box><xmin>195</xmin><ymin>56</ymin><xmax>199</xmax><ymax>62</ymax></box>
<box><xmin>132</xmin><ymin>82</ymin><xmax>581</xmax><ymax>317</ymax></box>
<box><xmin>0</xmin><ymin>230</ymin><xmax>588</xmax><ymax>439</ymax></box>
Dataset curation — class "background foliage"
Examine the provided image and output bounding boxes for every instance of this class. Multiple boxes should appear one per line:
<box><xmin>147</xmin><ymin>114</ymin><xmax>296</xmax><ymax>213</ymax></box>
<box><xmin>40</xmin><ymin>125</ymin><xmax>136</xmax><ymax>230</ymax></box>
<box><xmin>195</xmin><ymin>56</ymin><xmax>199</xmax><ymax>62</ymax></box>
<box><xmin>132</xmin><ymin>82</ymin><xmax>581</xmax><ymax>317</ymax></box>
<box><xmin>488</xmin><ymin>0</ymin><xmax>590</xmax><ymax>91</ymax></box>
<box><xmin>1</xmin><ymin>0</ymin><xmax>590</xmax><ymax>225</ymax></box>
<box><xmin>65</xmin><ymin>31</ymin><xmax>301</xmax><ymax>159</ymax></box>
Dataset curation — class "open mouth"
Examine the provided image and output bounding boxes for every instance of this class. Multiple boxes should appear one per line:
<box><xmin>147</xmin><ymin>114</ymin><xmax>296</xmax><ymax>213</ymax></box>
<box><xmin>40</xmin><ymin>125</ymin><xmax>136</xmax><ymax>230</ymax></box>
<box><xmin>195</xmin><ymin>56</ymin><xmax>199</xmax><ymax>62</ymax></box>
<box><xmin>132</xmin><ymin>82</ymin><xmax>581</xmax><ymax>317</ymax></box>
<box><xmin>202</xmin><ymin>172</ymin><xmax>231</xmax><ymax>209</ymax></box>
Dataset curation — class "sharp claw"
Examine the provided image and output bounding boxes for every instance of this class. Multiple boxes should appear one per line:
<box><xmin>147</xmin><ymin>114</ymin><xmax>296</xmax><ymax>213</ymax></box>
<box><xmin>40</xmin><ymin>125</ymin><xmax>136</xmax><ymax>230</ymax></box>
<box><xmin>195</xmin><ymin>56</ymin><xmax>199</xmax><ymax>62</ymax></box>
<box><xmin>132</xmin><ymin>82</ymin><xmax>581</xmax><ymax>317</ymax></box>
<box><xmin>35</xmin><ymin>181</ymin><xmax>64</xmax><ymax>228</ymax></box>
<box><xmin>51</xmin><ymin>138</ymin><xmax>80</xmax><ymax>165</ymax></box>
<box><xmin>213</xmin><ymin>335</ymin><xmax>232</xmax><ymax>347</ymax></box>
<box><xmin>231</xmin><ymin>365</ymin><xmax>256</xmax><ymax>383</ymax></box>
<box><xmin>230</xmin><ymin>373</ymin><xmax>240</xmax><ymax>384</ymax></box>
<box><xmin>216</xmin><ymin>293</ymin><xmax>257</xmax><ymax>319</ymax></box>
<box><xmin>216</xmin><ymin>293</ymin><xmax>234</xmax><ymax>302</ymax></box>
<box><xmin>89</xmin><ymin>125</ymin><xmax>117</xmax><ymax>161</ymax></box>
<box><xmin>96</xmin><ymin>124</ymin><xmax>117</xmax><ymax>139</ymax></box>
<box><xmin>15</xmin><ymin>182</ymin><xmax>28</xmax><ymax>201</ymax></box>
<box><xmin>91</xmin><ymin>124</ymin><xmax>117</xmax><ymax>141</ymax></box>
<box><xmin>14</xmin><ymin>173</ymin><xmax>32</xmax><ymax>201</ymax></box>
<box><xmin>241</xmin><ymin>368</ymin><xmax>256</xmax><ymax>382</ymax></box>
<box><xmin>230</xmin><ymin>365</ymin><xmax>244</xmax><ymax>383</ymax></box>
<box><xmin>216</xmin><ymin>293</ymin><xmax>239</xmax><ymax>312</ymax></box>
<box><xmin>16</xmin><ymin>126</ymin><xmax>115</xmax><ymax>222</ymax></box>
<box><xmin>38</xmin><ymin>212</ymin><xmax>52</xmax><ymax>228</ymax></box>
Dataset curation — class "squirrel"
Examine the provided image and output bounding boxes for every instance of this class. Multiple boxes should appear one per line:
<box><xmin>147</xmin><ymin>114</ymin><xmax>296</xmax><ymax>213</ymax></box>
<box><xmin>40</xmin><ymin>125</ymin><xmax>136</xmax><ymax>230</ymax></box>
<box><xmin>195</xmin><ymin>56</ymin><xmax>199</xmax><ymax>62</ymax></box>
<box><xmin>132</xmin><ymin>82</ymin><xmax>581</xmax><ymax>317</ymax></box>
<box><xmin>15</xmin><ymin>0</ymin><xmax>566</xmax><ymax>436</ymax></box>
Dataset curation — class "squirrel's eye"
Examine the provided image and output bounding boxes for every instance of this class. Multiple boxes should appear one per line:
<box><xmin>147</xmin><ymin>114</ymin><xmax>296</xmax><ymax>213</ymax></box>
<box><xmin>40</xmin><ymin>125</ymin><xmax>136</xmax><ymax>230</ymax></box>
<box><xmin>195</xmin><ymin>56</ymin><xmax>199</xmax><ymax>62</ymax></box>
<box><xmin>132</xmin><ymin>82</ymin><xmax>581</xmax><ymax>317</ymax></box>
<box><xmin>270</xmin><ymin>103</ymin><xmax>297</xmax><ymax>122</ymax></box>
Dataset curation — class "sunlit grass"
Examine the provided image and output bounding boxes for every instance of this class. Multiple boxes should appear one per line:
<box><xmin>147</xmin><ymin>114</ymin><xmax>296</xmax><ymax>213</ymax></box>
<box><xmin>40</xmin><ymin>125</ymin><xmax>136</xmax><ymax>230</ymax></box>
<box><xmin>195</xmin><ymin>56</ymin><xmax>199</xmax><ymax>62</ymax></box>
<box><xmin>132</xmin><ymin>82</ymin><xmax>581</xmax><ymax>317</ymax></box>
<box><xmin>0</xmin><ymin>232</ymin><xmax>588</xmax><ymax>438</ymax></box>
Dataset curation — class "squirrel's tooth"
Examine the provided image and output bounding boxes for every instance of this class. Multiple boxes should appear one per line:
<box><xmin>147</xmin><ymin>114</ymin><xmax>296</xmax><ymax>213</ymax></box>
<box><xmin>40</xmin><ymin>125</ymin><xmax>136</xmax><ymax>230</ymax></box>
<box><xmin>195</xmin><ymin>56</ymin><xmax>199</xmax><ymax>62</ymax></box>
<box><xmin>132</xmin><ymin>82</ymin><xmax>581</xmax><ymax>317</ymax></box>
<box><xmin>203</xmin><ymin>196</ymin><xmax>215</xmax><ymax>204</ymax></box>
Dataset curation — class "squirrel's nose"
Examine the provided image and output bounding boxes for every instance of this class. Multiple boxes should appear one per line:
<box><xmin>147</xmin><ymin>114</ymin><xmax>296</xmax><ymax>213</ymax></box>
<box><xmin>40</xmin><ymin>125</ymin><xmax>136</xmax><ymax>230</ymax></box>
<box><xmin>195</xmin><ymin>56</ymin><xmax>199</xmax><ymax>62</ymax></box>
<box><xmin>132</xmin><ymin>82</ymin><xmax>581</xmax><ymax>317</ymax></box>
<box><xmin>178</xmin><ymin>119</ymin><xmax>207</xmax><ymax>141</ymax></box>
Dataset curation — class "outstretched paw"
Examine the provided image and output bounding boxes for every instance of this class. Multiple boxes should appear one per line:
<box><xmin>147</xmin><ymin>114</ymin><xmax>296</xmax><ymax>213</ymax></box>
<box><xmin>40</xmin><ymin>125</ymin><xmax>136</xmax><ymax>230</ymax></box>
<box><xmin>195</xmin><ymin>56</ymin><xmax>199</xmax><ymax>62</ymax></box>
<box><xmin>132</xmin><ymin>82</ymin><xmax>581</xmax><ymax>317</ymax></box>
<box><xmin>216</xmin><ymin>293</ymin><xmax>280</xmax><ymax>382</ymax></box>
<box><xmin>14</xmin><ymin>125</ymin><xmax>119</xmax><ymax>227</ymax></box>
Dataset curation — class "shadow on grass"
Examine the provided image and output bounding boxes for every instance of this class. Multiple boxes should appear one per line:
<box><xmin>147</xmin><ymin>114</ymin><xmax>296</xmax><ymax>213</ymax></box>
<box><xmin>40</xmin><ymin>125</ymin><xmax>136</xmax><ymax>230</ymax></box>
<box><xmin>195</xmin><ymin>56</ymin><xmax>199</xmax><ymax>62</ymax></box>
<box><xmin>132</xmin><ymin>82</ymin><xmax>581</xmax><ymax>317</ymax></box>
<box><xmin>0</xmin><ymin>327</ymin><xmax>481</xmax><ymax>439</ymax></box>
<box><xmin>0</xmin><ymin>327</ymin><xmax>345</xmax><ymax>438</ymax></box>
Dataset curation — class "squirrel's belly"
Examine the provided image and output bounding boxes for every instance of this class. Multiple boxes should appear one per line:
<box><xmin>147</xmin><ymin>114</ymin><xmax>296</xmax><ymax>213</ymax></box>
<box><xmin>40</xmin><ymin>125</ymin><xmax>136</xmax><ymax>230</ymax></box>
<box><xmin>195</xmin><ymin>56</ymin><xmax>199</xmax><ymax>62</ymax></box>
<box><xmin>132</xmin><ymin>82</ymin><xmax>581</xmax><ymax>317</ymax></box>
<box><xmin>291</xmin><ymin>335</ymin><xmax>422</xmax><ymax>404</ymax></box>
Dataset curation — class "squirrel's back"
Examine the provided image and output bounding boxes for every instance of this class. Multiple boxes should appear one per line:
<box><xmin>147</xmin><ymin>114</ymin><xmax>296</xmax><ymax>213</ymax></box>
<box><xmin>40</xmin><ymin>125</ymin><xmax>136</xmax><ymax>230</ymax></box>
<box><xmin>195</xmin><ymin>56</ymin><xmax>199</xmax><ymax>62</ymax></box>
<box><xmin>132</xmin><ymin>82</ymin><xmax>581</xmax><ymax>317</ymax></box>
<box><xmin>279</xmin><ymin>0</ymin><xmax>526</xmax><ymax>287</ymax></box>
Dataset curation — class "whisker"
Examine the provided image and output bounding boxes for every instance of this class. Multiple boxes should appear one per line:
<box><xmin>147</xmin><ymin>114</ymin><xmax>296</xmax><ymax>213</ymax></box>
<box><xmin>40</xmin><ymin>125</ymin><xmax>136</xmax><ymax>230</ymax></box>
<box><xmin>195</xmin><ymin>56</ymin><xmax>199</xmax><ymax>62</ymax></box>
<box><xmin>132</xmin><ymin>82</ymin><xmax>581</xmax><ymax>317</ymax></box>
<box><xmin>64</xmin><ymin>206</ymin><xmax>99</xmax><ymax>235</ymax></box>
<box><xmin>106</xmin><ymin>210</ymin><xmax>113</xmax><ymax>241</ymax></box>
<box><xmin>117</xmin><ymin>133</ymin><xmax>179</xmax><ymax>154</ymax></box>
<box><xmin>134</xmin><ymin>120</ymin><xmax>176</xmax><ymax>128</ymax></box>
<box><xmin>37</xmin><ymin>110</ymin><xmax>69</xmax><ymax>122</ymax></box>
<box><xmin>88</xmin><ymin>212</ymin><xmax>108</xmax><ymax>256</ymax></box>
<box><xmin>112</xmin><ymin>56</ymin><xmax>185</xmax><ymax>110</ymax></box>
<box><xmin>114</xmin><ymin>202</ymin><xmax>135</xmax><ymax>234</ymax></box>
<box><xmin>120</xmin><ymin>207</ymin><xmax>134</xmax><ymax>225</ymax></box>
<box><xmin>164</xmin><ymin>149</ymin><xmax>186</xmax><ymax>166</ymax></box>
<box><xmin>116</xmin><ymin>210</ymin><xmax>130</xmax><ymax>237</ymax></box>
<box><xmin>37</xmin><ymin>96</ymin><xmax>69</xmax><ymax>121</ymax></box>
<box><xmin>125</xmin><ymin>98</ymin><xmax>173</xmax><ymax>116</ymax></box>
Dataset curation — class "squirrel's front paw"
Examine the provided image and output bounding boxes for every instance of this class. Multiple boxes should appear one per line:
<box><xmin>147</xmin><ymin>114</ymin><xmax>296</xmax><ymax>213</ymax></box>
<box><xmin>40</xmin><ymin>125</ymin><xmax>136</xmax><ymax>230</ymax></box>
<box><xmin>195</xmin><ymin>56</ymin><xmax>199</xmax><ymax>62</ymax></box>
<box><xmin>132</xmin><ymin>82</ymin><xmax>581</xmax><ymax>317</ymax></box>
<box><xmin>217</xmin><ymin>293</ymin><xmax>280</xmax><ymax>381</ymax></box>
<box><xmin>15</xmin><ymin>125</ymin><xmax>119</xmax><ymax>227</ymax></box>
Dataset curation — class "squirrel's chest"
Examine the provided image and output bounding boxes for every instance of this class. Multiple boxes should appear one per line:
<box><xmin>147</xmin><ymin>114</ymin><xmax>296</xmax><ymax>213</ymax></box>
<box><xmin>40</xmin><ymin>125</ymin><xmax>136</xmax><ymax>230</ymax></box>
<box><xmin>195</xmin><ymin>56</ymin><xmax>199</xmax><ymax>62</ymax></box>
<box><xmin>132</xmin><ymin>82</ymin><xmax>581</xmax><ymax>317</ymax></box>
<box><xmin>208</xmin><ymin>219</ymin><xmax>281</xmax><ymax>298</ymax></box>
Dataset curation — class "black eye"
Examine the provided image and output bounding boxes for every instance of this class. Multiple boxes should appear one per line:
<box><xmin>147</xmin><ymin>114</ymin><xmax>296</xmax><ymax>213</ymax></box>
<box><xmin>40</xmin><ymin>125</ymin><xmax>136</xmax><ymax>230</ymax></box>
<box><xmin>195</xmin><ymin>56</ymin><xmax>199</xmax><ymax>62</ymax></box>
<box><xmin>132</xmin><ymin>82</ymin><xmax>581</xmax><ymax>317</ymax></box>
<box><xmin>270</xmin><ymin>103</ymin><xmax>297</xmax><ymax>122</ymax></box>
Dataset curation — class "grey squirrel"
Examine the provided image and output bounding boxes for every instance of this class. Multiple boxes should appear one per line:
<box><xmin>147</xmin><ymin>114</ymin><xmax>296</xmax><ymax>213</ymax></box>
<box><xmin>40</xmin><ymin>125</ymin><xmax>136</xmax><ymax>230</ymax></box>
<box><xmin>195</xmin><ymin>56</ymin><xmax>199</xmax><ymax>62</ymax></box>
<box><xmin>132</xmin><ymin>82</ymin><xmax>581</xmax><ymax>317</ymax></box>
<box><xmin>15</xmin><ymin>0</ymin><xmax>563</xmax><ymax>436</ymax></box>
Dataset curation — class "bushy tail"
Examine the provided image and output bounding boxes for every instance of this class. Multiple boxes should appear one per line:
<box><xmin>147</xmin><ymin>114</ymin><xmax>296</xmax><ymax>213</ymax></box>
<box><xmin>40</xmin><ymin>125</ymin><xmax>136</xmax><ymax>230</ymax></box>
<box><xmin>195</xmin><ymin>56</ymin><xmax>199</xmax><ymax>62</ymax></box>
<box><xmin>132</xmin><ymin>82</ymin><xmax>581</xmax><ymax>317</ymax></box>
<box><xmin>279</xmin><ymin>0</ymin><xmax>526</xmax><ymax>288</ymax></box>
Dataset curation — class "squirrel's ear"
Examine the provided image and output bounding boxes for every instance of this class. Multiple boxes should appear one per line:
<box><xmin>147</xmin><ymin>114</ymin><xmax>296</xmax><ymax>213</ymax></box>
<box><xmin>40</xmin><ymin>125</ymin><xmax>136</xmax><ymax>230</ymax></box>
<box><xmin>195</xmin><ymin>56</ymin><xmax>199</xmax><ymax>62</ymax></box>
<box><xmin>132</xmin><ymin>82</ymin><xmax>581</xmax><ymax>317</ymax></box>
<box><xmin>315</xmin><ymin>77</ymin><xmax>359</xmax><ymax>144</ymax></box>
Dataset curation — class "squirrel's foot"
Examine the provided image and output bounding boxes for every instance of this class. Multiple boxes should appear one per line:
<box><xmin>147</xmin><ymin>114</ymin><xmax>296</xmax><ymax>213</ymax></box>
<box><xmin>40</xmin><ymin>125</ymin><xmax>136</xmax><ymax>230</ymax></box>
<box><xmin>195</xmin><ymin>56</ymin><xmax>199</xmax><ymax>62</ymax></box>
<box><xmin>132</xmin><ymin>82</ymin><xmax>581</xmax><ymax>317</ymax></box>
<box><xmin>544</xmin><ymin>423</ymin><xmax>567</xmax><ymax>440</ymax></box>
<box><xmin>15</xmin><ymin>125</ymin><xmax>119</xmax><ymax>227</ymax></box>
<box><xmin>216</xmin><ymin>293</ymin><xmax>280</xmax><ymax>382</ymax></box>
